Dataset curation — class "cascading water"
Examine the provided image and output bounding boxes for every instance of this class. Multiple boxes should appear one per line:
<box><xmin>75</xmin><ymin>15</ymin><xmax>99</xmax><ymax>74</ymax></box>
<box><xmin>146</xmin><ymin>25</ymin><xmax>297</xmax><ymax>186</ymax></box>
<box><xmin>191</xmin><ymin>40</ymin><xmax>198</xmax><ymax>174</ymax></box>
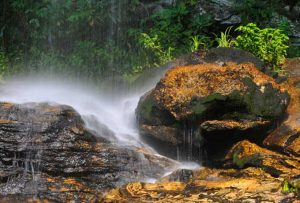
<box><xmin>0</xmin><ymin>78</ymin><xmax>140</xmax><ymax>146</ymax></box>
<box><xmin>0</xmin><ymin>72</ymin><xmax>200</xmax><ymax>178</ymax></box>
<box><xmin>0</xmin><ymin>1</ymin><xmax>201</xmax><ymax>191</ymax></box>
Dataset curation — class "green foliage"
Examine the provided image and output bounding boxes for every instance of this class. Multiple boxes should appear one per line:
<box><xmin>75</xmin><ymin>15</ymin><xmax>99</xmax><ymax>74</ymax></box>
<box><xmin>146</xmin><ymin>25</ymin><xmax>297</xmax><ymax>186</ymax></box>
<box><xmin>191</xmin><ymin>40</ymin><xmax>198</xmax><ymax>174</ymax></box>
<box><xmin>235</xmin><ymin>23</ymin><xmax>289</xmax><ymax>70</ymax></box>
<box><xmin>134</xmin><ymin>1</ymin><xmax>213</xmax><ymax>69</ymax></box>
<box><xmin>0</xmin><ymin>0</ymin><xmax>144</xmax><ymax>79</ymax></box>
<box><xmin>138</xmin><ymin>33</ymin><xmax>174</xmax><ymax>67</ymax></box>
<box><xmin>190</xmin><ymin>35</ymin><xmax>211</xmax><ymax>52</ymax></box>
<box><xmin>0</xmin><ymin>0</ymin><xmax>294</xmax><ymax>81</ymax></box>
<box><xmin>282</xmin><ymin>180</ymin><xmax>298</xmax><ymax>193</ymax></box>
<box><xmin>216</xmin><ymin>27</ymin><xmax>236</xmax><ymax>48</ymax></box>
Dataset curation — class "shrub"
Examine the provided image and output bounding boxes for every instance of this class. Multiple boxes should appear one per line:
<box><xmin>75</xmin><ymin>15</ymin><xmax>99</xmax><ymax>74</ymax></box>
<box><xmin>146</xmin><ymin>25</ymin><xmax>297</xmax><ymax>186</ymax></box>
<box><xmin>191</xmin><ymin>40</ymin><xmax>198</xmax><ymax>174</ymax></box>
<box><xmin>216</xmin><ymin>27</ymin><xmax>236</xmax><ymax>48</ymax></box>
<box><xmin>138</xmin><ymin>33</ymin><xmax>174</xmax><ymax>67</ymax></box>
<box><xmin>235</xmin><ymin>23</ymin><xmax>289</xmax><ymax>71</ymax></box>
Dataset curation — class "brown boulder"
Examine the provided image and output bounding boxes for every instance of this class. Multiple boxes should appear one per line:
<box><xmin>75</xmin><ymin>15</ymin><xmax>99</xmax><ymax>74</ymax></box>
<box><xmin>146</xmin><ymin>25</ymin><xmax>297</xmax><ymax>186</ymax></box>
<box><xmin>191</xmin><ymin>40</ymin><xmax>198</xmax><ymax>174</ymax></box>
<box><xmin>226</xmin><ymin>140</ymin><xmax>300</xmax><ymax>177</ymax></box>
<box><xmin>136</xmin><ymin>62</ymin><xmax>289</xmax><ymax>161</ymax></box>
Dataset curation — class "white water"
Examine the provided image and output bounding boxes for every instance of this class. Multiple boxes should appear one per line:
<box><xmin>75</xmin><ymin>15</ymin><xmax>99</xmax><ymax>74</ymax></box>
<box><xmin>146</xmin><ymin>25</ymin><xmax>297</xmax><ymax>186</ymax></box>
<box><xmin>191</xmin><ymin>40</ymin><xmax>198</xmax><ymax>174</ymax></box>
<box><xmin>0</xmin><ymin>73</ymin><xmax>200</xmax><ymax>178</ymax></box>
<box><xmin>0</xmin><ymin>78</ymin><xmax>144</xmax><ymax>146</ymax></box>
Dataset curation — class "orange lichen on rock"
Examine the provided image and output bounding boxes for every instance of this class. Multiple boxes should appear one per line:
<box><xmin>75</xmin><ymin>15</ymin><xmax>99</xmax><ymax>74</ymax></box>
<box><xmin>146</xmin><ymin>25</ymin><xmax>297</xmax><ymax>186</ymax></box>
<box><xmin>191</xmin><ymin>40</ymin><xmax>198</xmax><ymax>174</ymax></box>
<box><xmin>0</xmin><ymin>102</ymin><xmax>14</xmax><ymax>109</ymax></box>
<box><xmin>227</xmin><ymin>140</ymin><xmax>300</xmax><ymax>177</ymax></box>
<box><xmin>153</xmin><ymin>62</ymin><xmax>286</xmax><ymax>119</ymax></box>
<box><xmin>0</xmin><ymin>119</ymin><xmax>16</xmax><ymax>124</ymax></box>
<box><xmin>200</xmin><ymin>119</ymin><xmax>270</xmax><ymax>131</ymax></box>
<box><xmin>102</xmin><ymin>167</ymin><xmax>296</xmax><ymax>202</ymax></box>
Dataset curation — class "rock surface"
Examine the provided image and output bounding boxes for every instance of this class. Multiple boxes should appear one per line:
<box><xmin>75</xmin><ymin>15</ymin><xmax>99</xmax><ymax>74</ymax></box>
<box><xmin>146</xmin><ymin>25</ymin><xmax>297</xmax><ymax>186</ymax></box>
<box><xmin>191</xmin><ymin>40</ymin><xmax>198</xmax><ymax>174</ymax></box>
<box><xmin>0</xmin><ymin>102</ymin><xmax>176</xmax><ymax>202</ymax></box>
<box><xmin>226</xmin><ymin>140</ymin><xmax>300</xmax><ymax>177</ymax></box>
<box><xmin>103</xmin><ymin>167</ymin><xmax>299</xmax><ymax>202</ymax></box>
<box><xmin>264</xmin><ymin>58</ymin><xmax>300</xmax><ymax>157</ymax></box>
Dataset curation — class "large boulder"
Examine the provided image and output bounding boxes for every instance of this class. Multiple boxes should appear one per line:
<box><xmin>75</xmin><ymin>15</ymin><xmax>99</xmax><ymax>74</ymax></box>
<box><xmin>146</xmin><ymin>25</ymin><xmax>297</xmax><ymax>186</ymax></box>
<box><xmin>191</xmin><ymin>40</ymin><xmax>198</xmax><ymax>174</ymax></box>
<box><xmin>0</xmin><ymin>102</ymin><xmax>175</xmax><ymax>202</ymax></box>
<box><xmin>136</xmin><ymin>62</ymin><xmax>289</xmax><ymax>161</ymax></box>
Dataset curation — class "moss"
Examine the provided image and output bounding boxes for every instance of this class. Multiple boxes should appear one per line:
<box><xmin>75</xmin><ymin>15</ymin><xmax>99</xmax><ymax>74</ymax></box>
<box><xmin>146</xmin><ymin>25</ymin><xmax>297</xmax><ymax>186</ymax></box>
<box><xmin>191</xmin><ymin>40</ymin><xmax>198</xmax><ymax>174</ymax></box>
<box><xmin>192</xmin><ymin>102</ymin><xmax>207</xmax><ymax>115</ymax></box>
<box><xmin>191</xmin><ymin>93</ymin><xmax>227</xmax><ymax>116</ymax></box>
<box><xmin>241</xmin><ymin>76</ymin><xmax>286</xmax><ymax>119</ymax></box>
<box><xmin>201</xmin><ymin>93</ymin><xmax>227</xmax><ymax>103</ymax></box>
<box><xmin>140</xmin><ymin>97</ymin><xmax>155</xmax><ymax>121</ymax></box>
<box><xmin>232</xmin><ymin>152</ymin><xmax>261</xmax><ymax>169</ymax></box>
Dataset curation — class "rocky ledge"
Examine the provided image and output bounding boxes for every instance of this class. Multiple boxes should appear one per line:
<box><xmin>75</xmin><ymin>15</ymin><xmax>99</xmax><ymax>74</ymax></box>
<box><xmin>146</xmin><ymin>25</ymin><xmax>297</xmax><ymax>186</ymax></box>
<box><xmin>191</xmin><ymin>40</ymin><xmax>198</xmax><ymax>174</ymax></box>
<box><xmin>0</xmin><ymin>102</ymin><xmax>175</xmax><ymax>202</ymax></box>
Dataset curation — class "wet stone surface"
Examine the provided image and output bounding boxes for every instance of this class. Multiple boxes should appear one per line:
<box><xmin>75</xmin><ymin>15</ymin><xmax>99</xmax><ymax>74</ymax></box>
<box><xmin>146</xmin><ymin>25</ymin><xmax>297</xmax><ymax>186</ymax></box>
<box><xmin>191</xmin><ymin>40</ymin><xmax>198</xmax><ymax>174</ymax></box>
<box><xmin>0</xmin><ymin>102</ymin><xmax>176</xmax><ymax>202</ymax></box>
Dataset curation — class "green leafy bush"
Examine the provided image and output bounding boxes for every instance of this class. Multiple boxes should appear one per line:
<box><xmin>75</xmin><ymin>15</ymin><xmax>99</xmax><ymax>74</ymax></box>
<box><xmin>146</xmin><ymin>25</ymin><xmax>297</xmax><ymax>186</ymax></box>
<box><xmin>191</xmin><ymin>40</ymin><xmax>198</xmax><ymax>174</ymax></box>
<box><xmin>235</xmin><ymin>23</ymin><xmax>289</xmax><ymax>70</ymax></box>
<box><xmin>138</xmin><ymin>33</ymin><xmax>174</xmax><ymax>67</ymax></box>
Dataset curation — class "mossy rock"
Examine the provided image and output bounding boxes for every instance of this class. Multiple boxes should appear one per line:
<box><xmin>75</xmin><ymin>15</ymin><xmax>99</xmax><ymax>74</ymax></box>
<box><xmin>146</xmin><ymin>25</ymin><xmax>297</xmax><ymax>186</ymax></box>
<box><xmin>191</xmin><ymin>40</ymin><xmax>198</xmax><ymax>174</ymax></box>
<box><xmin>137</xmin><ymin>62</ymin><xmax>288</xmax><ymax>124</ymax></box>
<box><xmin>136</xmin><ymin>62</ymin><xmax>289</xmax><ymax>162</ymax></box>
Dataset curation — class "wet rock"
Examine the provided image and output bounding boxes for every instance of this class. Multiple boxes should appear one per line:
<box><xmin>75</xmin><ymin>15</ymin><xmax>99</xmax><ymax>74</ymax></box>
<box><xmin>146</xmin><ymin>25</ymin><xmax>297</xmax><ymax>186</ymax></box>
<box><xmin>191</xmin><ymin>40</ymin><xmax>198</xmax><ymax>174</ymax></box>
<box><xmin>264</xmin><ymin>58</ymin><xmax>300</xmax><ymax>157</ymax></box>
<box><xmin>163</xmin><ymin>169</ymin><xmax>194</xmax><ymax>182</ymax></box>
<box><xmin>136</xmin><ymin>62</ymin><xmax>289</xmax><ymax>161</ymax></box>
<box><xmin>0</xmin><ymin>102</ymin><xmax>176</xmax><ymax>202</ymax></box>
<box><xmin>196</xmin><ymin>0</ymin><xmax>240</xmax><ymax>25</ymax></box>
<box><xmin>226</xmin><ymin>140</ymin><xmax>300</xmax><ymax>177</ymax></box>
<box><xmin>204</xmin><ymin>48</ymin><xmax>264</xmax><ymax>70</ymax></box>
<box><xmin>140</xmin><ymin>124</ymin><xmax>181</xmax><ymax>145</ymax></box>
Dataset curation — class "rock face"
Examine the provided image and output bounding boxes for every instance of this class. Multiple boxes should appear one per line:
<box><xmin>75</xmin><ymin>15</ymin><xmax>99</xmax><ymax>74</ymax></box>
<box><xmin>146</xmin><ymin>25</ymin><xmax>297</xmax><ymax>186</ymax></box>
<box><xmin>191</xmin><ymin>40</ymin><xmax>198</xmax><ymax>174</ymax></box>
<box><xmin>0</xmin><ymin>102</ymin><xmax>175</xmax><ymax>202</ymax></box>
<box><xmin>263</xmin><ymin>58</ymin><xmax>300</xmax><ymax>157</ymax></box>
<box><xmin>136</xmin><ymin>62</ymin><xmax>289</xmax><ymax>161</ymax></box>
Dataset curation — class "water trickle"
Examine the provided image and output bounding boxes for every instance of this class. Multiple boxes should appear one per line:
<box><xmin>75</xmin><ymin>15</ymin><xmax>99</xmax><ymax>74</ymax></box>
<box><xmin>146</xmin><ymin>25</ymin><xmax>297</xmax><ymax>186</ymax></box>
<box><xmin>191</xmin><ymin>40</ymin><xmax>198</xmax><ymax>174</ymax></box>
<box><xmin>179</xmin><ymin>122</ymin><xmax>205</xmax><ymax>164</ymax></box>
